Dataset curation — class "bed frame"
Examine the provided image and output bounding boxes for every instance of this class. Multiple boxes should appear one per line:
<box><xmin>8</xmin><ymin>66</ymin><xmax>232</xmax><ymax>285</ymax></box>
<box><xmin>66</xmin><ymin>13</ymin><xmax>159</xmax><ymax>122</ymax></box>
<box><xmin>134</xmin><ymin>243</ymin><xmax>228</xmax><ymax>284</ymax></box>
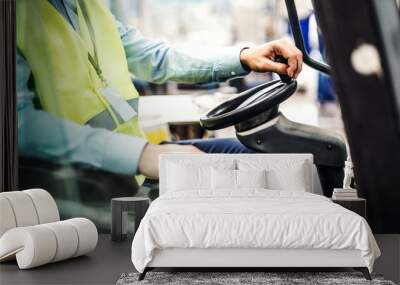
<box><xmin>138</xmin><ymin>154</ymin><xmax>372</xmax><ymax>281</ymax></box>
<box><xmin>140</xmin><ymin>248</ymin><xmax>371</xmax><ymax>280</ymax></box>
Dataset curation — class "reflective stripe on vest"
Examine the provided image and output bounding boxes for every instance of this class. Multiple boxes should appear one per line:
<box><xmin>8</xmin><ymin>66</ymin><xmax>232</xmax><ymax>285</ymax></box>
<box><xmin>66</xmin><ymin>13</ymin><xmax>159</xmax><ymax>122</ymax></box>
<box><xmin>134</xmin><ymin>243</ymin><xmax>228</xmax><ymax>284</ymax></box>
<box><xmin>87</xmin><ymin>97</ymin><xmax>138</xmax><ymax>131</ymax></box>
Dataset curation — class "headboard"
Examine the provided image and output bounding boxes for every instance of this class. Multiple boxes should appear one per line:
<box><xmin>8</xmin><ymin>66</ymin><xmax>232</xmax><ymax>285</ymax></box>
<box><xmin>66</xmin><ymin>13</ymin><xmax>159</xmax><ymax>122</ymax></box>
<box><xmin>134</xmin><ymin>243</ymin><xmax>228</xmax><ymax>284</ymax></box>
<box><xmin>159</xmin><ymin>153</ymin><xmax>314</xmax><ymax>195</ymax></box>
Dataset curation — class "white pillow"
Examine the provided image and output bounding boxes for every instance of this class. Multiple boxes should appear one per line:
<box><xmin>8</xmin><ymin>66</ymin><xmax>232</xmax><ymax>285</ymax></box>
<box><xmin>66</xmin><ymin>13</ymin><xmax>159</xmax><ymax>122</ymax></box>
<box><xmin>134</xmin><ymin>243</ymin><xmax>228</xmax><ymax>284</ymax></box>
<box><xmin>167</xmin><ymin>163</ymin><xmax>209</xmax><ymax>191</ymax></box>
<box><xmin>236</xmin><ymin>169</ymin><xmax>267</xmax><ymax>189</ymax></box>
<box><xmin>211</xmin><ymin>169</ymin><xmax>267</xmax><ymax>191</ymax></box>
<box><xmin>211</xmin><ymin>168</ymin><xmax>236</xmax><ymax>191</ymax></box>
<box><xmin>267</xmin><ymin>168</ymin><xmax>306</xmax><ymax>191</ymax></box>
<box><xmin>237</xmin><ymin>159</ymin><xmax>307</xmax><ymax>191</ymax></box>
<box><xmin>166</xmin><ymin>160</ymin><xmax>236</xmax><ymax>192</ymax></box>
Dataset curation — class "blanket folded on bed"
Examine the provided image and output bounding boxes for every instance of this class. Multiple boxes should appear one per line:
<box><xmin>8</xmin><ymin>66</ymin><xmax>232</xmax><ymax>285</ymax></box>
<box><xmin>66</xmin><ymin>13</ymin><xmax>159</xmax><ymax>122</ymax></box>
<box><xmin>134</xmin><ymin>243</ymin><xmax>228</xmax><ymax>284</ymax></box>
<box><xmin>131</xmin><ymin>190</ymin><xmax>380</xmax><ymax>273</ymax></box>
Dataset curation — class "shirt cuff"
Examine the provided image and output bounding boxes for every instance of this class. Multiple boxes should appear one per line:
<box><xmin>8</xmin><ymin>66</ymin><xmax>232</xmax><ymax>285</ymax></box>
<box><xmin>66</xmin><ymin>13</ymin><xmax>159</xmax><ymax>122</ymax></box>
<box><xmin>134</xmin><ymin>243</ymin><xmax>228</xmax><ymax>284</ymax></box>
<box><xmin>213</xmin><ymin>47</ymin><xmax>250</xmax><ymax>82</ymax></box>
<box><xmin>100</xmin><ymin>131</ymin><xmax>148</xmax><ymax>175</ymax></box>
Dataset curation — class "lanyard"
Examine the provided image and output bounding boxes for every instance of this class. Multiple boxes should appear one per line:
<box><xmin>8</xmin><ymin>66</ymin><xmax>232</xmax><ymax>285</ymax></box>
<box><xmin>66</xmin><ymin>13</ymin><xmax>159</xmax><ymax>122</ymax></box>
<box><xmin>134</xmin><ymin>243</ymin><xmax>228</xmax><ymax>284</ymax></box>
<box><xmin>61</xmin><ymin>0</ymin><xmax>108</xmax><ymax>86</ymax></box>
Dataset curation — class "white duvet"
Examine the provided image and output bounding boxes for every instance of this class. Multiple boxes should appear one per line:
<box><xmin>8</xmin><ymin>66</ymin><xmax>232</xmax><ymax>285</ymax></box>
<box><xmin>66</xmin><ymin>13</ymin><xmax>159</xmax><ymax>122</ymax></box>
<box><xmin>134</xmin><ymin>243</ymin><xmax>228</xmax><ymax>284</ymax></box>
<box><xmin>131</xmin><ymin>190</ymin><xmax>380</xmax><ymax>273</ymax></box>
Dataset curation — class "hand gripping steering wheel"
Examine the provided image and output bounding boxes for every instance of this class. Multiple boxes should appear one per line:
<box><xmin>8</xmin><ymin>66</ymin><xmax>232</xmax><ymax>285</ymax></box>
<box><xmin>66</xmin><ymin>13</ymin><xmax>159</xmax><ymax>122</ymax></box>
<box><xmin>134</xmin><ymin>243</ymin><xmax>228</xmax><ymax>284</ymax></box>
<box><xmin>200</xmin><ymin>55</ymin><xmax>347</xmax><ymax>198</ymax></box>
<box><xmin>200</xmin><ymin>56</ymin><xmax>297</xmax><ymax>130</ymax></box>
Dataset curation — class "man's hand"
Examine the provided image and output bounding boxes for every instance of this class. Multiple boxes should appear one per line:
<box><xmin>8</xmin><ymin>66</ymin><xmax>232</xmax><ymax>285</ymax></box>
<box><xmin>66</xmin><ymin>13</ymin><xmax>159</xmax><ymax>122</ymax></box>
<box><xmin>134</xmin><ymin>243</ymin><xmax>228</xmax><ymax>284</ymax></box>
<box><xmin>240</xmin><ymin>39</ymin><xmax>303</xmax><ymax>78</ymax></box>
<box><xmin>138</xmin><ymin>144</ymin><xmax>204</xmax><ymax>179</ymax></box>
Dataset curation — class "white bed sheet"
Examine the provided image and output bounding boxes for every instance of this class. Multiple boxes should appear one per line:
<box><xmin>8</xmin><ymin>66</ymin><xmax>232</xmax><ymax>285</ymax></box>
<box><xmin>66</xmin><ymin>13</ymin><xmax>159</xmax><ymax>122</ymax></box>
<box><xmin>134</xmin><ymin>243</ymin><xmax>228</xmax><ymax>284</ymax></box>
<box><xmin>131</xmin><ymin>190</ymin><xmax>380</xmax><ymax>273</ymax></box>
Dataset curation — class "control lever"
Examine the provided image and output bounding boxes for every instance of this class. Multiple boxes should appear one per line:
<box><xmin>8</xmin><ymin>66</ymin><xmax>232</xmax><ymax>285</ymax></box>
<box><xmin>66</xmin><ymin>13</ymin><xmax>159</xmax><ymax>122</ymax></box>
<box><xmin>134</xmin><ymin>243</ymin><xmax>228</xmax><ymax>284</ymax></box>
<box><xmin>275</xmin><ymin>55</ymin><xmax>292</xmax><ymax>83</ymax></box>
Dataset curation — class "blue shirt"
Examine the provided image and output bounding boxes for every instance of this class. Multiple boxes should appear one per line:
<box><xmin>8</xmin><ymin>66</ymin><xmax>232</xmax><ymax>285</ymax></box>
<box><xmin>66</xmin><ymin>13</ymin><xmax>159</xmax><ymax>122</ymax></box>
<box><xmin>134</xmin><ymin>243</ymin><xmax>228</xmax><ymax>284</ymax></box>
<box><xmin>17</xmin><ymin>0</ymin><xmax>248</xmax><ymax>175</ymax></box>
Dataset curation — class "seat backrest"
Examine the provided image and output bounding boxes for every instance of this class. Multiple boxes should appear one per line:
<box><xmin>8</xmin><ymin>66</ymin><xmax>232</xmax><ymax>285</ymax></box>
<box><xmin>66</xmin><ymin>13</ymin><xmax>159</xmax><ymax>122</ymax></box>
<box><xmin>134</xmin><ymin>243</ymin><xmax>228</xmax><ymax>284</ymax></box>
<box><xmin>159</xmin><ymin>153</ymin><xmax>314</xmax><ymax>195</ymax></box>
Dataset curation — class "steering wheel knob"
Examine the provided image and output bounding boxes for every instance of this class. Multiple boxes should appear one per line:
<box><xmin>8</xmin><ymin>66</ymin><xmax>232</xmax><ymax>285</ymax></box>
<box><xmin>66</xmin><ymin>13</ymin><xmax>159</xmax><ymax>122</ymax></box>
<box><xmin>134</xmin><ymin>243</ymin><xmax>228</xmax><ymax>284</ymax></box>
<box><xmin>275</xmin><ymin>55</ymin><xmax>293</xmax><ymax>83</ymax></box>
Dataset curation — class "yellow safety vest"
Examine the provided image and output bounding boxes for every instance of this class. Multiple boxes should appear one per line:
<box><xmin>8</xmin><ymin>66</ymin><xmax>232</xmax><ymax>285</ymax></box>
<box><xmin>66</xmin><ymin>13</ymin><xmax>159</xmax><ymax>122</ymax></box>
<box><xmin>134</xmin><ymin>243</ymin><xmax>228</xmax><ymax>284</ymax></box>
<box><xmin>17</xmin><ymin>0</ymin><xmax>146</xmax><ymax>182</ymax></box>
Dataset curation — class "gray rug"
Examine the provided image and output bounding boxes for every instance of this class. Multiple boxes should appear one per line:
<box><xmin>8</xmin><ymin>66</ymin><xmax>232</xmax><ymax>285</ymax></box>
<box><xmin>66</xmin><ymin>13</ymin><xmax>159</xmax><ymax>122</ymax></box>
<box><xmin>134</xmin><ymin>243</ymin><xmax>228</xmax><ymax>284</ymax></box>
<box><xmin>117</xmin><ymin>272</ymin><xmax>396</xmax><ymax>285</ymax></box>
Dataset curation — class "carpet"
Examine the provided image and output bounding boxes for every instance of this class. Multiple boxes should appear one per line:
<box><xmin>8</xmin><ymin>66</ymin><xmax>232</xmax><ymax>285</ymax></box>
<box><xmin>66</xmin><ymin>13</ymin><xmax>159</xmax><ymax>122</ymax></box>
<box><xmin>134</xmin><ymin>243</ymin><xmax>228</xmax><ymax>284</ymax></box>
<box><xmin>117</xmin><ymin>272</ymin><xmax>396</xmax><ymax>285</ymax></box>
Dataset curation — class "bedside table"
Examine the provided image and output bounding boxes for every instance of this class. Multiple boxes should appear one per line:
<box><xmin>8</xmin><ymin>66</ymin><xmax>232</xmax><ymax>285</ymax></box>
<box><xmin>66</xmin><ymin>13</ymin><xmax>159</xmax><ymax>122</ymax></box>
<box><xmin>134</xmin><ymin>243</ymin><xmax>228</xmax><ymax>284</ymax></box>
<box><xmin>111</xmin><ymin>197</ymin><xmax>150</xmax><ymax>242</ymax></box>
<box><xmin>331</xmin><ymin>198</ymin><xmax>366</xmax><ymax>218</ymax></box>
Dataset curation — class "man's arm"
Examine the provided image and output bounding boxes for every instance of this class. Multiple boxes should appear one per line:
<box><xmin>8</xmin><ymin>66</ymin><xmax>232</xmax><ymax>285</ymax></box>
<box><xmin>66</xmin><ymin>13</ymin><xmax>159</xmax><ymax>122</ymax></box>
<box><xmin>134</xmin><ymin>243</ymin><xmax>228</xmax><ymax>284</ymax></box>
<box><xmin>117</xmin><ymin>22</ymin><xmax>249</xmax><ymax>84</ymax></box>
<box><xmin>117</xmin><ymin>22</ymin><xmax>303</xmax><ymax>84</ymax></box>
<box><xmin>17</xmin><ymin>52</ymin><xmax>147</xmax><ymax>175</ymax></box>
<box><xmin>17</xmin><ymin>51</ymin><xmax>202</xmax><ymax>178</ymax></box>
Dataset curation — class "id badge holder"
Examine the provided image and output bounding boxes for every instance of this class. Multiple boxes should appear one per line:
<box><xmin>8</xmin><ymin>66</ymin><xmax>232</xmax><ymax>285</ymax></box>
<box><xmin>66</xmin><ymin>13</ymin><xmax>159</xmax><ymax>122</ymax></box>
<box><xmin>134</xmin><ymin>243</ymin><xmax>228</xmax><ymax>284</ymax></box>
<box><xmin>100</xmin><ymin>87</ymin><xmax>137</xmax><ymax>122</ymax></box>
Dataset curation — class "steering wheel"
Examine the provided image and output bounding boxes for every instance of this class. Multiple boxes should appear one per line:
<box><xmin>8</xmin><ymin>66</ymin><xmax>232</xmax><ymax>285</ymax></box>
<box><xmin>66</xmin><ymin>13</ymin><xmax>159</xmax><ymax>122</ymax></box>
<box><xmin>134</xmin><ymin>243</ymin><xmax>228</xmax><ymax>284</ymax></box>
<box><xmin>200</xmin><ymin>56</ymin><xmax>298</xmax><ymax>131</ymax></box>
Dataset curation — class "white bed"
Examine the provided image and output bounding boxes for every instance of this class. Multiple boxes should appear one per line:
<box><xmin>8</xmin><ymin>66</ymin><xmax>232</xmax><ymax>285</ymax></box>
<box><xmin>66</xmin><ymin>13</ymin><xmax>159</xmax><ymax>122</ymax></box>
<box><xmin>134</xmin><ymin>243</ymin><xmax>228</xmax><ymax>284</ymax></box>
<box><xmin>131</xmin><ymin>154</ymin><xmax>380</xmax><ymax>280</ymax></box>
